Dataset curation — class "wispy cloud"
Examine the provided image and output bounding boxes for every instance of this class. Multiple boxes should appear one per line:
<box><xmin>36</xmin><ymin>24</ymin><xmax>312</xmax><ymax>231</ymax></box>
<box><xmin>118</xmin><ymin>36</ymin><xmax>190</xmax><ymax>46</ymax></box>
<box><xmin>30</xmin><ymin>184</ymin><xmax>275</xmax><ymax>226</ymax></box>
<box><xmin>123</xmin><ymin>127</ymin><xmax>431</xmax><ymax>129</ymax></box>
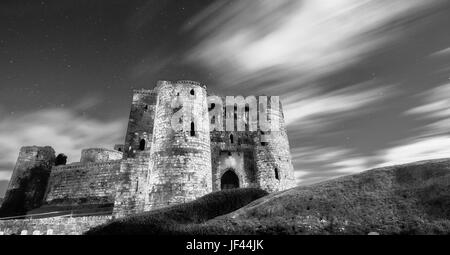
<box><xmin>184</xmin><ymin>0</ymin><xmax>443</xmax><ymax>89</ymax></box>
<box><xmin>376</xmin><ymin>83</ymin><xmax>450</xmax><ymax>167</ymax></box>
<box><xmin>180</xmin><ymin>0</ymin><xmax>446</xmax><ymax>184</ymax></box>
<box><xmin>291</xmin><ymin>146</ymin><xmax>372</xmax><ymax>185</ymax></box>
<box><xmin>0</xmin><ymin>99</ymin><xmax>126</xmax><ymax>181</ymax></box>
<box><xmin>283</xmin><ymin>83</ymin><xmax>394</xmax><ymax>129</ymax></box>
<box><xmin>376</xmin><ymin>136</ymin><xmax>450</xmax><ymax>167</ymax></box>
<box><xmin>405</xmin><ymin>83</ymin><xmax>450</xmax><ymax>136</ymax></box>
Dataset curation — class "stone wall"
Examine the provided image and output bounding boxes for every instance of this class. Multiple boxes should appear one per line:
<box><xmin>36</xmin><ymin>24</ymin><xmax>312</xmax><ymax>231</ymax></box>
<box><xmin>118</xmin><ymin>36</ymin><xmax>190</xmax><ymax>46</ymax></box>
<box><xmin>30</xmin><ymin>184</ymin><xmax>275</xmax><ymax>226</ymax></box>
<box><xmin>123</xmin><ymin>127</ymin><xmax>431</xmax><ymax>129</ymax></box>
<box><xmin>210</xmin><ymin>131</ymin><xmax>258</xmax><ymax>191</ymax></box>
<box><xmin>0</xmin><ymin>216</ymin><xmax>111</xmax><ymax>235</ymax></box>
<box><xmin>112</xmin><ymin>152</ymin><xmax>150</xmax><ymax>218</ymax></box>
<box><xmin>44</xmin><ymin>161</ymin><xmax>121</xmax><ymax>206</ymax></box>
<box><xmin>209</xmin><ymin>95</ymin><xmax>296</xmax><ymax>193</ymax></box>
<box><xmin>80</xmin><ymin>148</ymin><xmax>123</xmax><ymax>163</ymax></box>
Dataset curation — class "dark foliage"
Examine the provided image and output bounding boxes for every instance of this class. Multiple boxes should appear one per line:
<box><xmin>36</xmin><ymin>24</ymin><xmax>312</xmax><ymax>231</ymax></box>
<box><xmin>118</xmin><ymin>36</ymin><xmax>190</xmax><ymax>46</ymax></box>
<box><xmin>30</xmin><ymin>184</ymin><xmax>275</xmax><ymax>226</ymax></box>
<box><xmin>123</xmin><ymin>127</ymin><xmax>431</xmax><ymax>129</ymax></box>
<box><xmin>55</xmin><ymin>154</ymin><xmax>68</xmax><ymax>166</ymax></box>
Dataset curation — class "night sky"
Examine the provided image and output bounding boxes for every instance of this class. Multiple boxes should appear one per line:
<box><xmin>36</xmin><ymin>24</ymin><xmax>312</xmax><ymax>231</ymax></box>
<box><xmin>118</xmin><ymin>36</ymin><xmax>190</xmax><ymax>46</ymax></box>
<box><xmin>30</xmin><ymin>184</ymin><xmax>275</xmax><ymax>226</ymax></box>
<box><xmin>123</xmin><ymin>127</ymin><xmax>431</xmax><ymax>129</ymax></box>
<box><xmin>1</xmin><ymin>0</ymin><xmax>450</xmax><ymax>197</ymax></box>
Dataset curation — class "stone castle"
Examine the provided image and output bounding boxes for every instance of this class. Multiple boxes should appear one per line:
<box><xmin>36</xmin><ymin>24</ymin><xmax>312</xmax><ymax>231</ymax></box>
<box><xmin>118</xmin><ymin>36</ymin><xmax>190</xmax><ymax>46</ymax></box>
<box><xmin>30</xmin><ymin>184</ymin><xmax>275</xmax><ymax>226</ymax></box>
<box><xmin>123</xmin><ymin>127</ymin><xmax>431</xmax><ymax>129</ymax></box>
<box><xmin>0</xmin><ymin>80</ymin><xmax>296</xmax><ymax>219</ymax></box>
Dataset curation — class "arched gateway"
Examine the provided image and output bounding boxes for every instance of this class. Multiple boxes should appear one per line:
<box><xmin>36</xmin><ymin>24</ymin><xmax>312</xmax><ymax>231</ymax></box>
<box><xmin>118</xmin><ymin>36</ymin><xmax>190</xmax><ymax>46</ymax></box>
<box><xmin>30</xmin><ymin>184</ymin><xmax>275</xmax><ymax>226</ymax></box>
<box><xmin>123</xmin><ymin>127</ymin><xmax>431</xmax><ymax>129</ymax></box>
<box><xmin>221</xmin><ymin>170</ymin><xmax>239</xmax><ymax>190</ymax></box>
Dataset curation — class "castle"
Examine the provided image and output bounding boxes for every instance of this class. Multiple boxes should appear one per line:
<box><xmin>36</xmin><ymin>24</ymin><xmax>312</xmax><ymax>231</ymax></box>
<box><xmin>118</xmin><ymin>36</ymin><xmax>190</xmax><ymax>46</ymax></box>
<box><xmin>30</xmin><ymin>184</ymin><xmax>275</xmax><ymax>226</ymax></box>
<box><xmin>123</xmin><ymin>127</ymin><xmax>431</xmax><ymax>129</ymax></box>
<box><xmin>0</xmin><ymin>80</ymin><xmax>296</xmax><ymax>219</ymax></box>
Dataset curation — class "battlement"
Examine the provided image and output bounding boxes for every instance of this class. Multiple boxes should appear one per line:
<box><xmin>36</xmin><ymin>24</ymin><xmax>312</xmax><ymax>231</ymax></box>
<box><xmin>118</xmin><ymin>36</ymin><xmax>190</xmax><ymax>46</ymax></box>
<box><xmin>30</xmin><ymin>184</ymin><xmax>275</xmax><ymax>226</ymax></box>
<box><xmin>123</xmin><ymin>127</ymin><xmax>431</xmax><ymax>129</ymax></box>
<box><xmin>175</xmin><ymin>80</ymin><xmax>203</xmax><ymax>87</ymax></box>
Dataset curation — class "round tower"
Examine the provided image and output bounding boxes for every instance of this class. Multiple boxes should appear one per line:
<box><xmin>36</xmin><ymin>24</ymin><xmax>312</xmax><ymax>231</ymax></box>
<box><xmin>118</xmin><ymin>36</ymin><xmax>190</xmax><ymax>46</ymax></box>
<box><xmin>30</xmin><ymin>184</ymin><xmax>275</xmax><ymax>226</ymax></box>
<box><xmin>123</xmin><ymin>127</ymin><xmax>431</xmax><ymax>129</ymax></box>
<box><xmin>254</xmin><ymin>96</ymin><xmax>296</xmax><ymax>192</ymax></box>
<box><xmin>7</xmin><ymin>146</ymin><xmax>55</xmax><ymax>191</ymax></box>
<box><xmin>1</xmin><ymin>146</ymin><xmax>55</xmax><ymax>215</ymax></box>
<box><xmin>144</xmin><ymin>80</ymin><xmax>212</xmax><ymax>210</ymax></box>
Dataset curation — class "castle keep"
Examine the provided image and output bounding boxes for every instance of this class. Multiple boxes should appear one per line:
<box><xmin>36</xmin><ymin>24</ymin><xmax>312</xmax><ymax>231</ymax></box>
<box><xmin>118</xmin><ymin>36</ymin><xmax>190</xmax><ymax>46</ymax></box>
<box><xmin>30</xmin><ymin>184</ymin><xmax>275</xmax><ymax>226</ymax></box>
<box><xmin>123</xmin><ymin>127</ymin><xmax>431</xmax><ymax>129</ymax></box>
<box><xmin>0</xmin><ymin>80</ymin><xmax>296</xmax><ymax>221</ymax></box>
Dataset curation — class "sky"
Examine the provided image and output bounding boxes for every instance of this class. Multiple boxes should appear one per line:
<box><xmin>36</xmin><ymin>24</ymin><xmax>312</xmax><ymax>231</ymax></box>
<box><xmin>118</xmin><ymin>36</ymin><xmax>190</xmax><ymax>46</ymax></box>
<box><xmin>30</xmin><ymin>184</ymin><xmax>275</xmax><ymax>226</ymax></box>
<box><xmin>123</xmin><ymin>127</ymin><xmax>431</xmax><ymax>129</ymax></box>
<box><xmin>1</xmin><ymin>0</ymin><xmax>450</xmax><ymax>197</ymax></box>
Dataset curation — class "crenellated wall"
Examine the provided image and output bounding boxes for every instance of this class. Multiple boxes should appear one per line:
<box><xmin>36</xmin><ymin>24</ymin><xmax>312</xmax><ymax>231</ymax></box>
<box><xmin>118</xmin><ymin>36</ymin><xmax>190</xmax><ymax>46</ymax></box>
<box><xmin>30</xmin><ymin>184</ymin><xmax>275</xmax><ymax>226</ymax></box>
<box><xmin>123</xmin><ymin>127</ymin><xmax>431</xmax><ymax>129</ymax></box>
<box><xmin>44</xmin><ymin>161</ymin><xmax>121</xmax><ymax>206</ymax></box>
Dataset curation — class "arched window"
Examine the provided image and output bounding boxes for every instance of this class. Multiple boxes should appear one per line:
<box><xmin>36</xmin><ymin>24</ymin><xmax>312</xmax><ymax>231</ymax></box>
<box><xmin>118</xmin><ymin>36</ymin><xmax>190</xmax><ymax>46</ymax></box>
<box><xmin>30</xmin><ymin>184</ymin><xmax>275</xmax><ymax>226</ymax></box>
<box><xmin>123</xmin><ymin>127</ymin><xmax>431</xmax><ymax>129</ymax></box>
<box><xmin>190</xmin><ymin>89</ymin><xmax>195</xmax><ymax>95</ymax></box>
<box><xmin>275</xmin><ymin>168</ymin><xmax>280</xmax><ymax>180</ymax></box>
<box><xmin>230</xmin><ymin>134</ymin><xmax>234</xmax><ymax>144</ymax></box>
<box><xmin>139</xmin><ymin>139</ymin><xmax>146</xmax><ymax>150</ymax></box>
<box><xmin>190</xmin><ymin>122</ymin><xmax>196</xmax><ymax>136</ymax></box>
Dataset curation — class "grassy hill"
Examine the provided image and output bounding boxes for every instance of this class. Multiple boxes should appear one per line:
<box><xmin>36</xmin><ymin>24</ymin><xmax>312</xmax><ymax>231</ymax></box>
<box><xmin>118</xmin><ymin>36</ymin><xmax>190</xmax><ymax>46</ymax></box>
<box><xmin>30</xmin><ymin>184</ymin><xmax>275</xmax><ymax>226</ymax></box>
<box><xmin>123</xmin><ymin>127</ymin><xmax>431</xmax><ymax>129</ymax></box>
<box><xmin>87</xmin><ymin>158</ymin><xmax>450</xmax><ymax>235</ymax></box>
<box><xmin>86</xmin><ymin>188</ymin><xmax>268</xmax><ymax>235</ymax></box>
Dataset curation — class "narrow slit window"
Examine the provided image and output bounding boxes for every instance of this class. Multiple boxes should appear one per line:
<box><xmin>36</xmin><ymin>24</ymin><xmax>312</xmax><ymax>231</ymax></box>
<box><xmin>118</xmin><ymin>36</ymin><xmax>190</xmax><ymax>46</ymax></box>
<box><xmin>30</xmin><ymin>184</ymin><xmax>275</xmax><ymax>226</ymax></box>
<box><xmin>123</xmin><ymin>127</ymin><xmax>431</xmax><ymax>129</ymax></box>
<box><xmin>190</xmin><ymin>122</ymin><xmax>196</xmax><ymax>136</ymax></box>
<box><xmin>230</xmin><ymin>134</ymin><xmax>234</xmax><ymax>144</ymax></box>
<box><xmin>275</xmin><ymin>168</ymin><xmax>280</xmax><ymax>180</ymax></box>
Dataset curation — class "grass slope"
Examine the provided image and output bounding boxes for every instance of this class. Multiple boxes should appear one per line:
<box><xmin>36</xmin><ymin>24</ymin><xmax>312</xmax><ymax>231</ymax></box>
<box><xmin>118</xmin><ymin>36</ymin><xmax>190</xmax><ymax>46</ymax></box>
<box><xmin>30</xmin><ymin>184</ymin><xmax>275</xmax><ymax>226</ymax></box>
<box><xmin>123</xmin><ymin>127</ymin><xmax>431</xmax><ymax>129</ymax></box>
<box><xmin>191</xmin><ymin>158</ymin><xmax>450</xmax><ymax>235</ymax></box>
<box><xmin>86</xmin><ymin>158</ymin><xmax>450</xmax><ymax>235</ymax></box>
<box><xmin>86</xmin><ymin>188</ymin><xmax>268</xmax><ymax>235</ymax></box>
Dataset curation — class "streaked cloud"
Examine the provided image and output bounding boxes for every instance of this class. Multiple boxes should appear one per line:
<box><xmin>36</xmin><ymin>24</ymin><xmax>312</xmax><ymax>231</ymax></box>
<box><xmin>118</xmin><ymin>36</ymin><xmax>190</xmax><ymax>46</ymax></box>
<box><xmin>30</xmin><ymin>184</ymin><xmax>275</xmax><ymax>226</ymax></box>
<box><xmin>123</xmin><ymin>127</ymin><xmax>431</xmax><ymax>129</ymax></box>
<box><xmin>376</xmin><ymin>83</ymin><xmax>450</xmax><ymax>167</ymax></box>
<box><xmin>376</xmin><ymin>136</ymin><xmax>450</xmax><ymax>167</ymax></box>
<box><xmin>291</xmin><ymin>146</ymin><xmax>372</xmax><ymax>185</ymax></box>
<box><xmin>185</xmin><ymin>0</ymin><xmax>443</xmax><ymax>89</ymax></box>
<box><xmin>0</xmin><ymin>99</ymin><xmax>127</xmax><ymax>181</ymax></box>
<box><xmin>283</xmin><ymin>83</ymin><xmax>394</xmax><ymax>129</ymax></box>
<box><xmin>405</xmin><ymin>83</ymin><xmax>450</xmax><ymax>136</ymax></box>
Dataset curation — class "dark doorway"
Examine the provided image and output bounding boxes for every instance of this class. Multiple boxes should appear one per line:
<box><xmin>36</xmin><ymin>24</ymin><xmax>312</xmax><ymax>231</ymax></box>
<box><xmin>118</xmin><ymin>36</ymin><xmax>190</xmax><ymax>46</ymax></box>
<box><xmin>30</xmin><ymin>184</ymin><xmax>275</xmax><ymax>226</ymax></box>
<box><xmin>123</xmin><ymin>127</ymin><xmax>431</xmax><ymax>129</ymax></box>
<box><xmin>221</xmin><ymin>170</ymin><xmax>239</xmax><ymax>190</ymax></box>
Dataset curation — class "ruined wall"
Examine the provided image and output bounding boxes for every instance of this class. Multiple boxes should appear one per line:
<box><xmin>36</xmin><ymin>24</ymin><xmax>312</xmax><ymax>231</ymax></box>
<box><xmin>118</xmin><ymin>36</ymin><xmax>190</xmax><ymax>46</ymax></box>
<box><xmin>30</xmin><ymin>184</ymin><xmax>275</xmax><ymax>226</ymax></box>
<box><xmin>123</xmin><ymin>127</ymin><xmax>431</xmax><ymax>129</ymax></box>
<box><xmin>123</xmin><ymin>89</ymin><xmax>158</xmax><ymax>158</ymax></box>
<box><xmin>80</xmin><ymin>148</ymin><xmax>123</xmax><ymax>163</ymax></box>
<box><xmin>144</xmin><ymin>80</ymin><xmax>212</xmax><ymax>210</ymax></box>
<box><xmin>0</xmin><ymin>216</ymin><xmax>111</xmax><ymax>235</ymax></box>
<box><xmin>44</xmin><ymin>161</ymin><xmax>121</xmax><ymax>206</ymax></box>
